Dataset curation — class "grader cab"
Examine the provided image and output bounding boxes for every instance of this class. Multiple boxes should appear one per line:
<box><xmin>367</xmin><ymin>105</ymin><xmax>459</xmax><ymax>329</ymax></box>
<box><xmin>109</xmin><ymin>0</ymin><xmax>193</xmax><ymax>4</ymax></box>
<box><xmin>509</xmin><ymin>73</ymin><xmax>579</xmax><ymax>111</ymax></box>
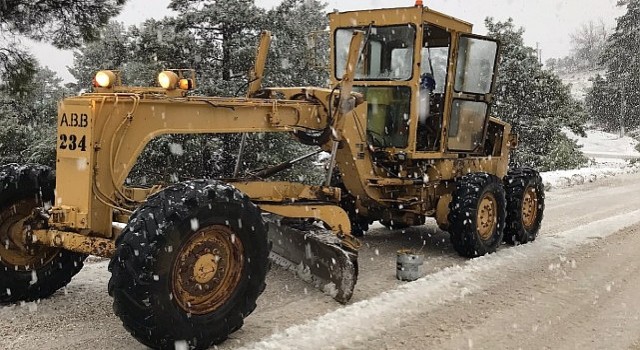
<box><xmin>0</xmin><ymin>3</ymin><xmax>544</xmax><ymax>350</ymax></box>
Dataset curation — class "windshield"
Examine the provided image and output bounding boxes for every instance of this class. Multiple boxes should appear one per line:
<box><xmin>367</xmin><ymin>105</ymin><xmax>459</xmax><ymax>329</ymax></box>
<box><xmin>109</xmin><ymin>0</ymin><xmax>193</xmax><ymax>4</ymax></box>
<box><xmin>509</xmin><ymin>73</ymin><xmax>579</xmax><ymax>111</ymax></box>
<box><xmin>335</xmin><ymin>25</ymin><xmax>416</xmax><ymax>81</ymax></box>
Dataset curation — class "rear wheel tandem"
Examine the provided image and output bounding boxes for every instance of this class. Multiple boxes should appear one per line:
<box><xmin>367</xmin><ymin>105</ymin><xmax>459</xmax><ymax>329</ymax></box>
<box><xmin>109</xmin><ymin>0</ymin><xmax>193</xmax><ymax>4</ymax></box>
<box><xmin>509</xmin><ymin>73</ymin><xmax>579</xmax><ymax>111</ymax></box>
<box><xmin>0</xmin><ymin>163</ymin><xmax>86</xmax><ymax>303</ymax></box>
<box><xmin>503</xmin><ymin>167</ymin><xmax>545</xmax><ymax>244</ymax></box>
<box><xmin>108</xmin><ymin>180</ymin><xmax>270</xmax><ymax>350</ymax></box>
<box><xmin>448</xmin><ymin>173</ymin><xmax>507</xmax><ymax>258</ymax></box>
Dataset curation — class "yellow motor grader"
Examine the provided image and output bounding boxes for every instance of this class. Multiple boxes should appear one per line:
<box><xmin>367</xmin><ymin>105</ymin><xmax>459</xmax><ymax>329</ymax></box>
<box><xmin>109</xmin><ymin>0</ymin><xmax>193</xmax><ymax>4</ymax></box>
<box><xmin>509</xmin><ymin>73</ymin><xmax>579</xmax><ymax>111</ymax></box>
<box><xmin>0</xmin><ymin>2</ymin><xmax>544</xmax><ymax>349</ymax></box>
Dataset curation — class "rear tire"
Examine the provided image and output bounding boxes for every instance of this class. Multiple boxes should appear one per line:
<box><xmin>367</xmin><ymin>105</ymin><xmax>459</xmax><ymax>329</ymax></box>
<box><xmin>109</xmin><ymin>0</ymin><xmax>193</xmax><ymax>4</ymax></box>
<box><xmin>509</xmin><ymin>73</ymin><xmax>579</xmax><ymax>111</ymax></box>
<box><xmin>0</xmin><ymin>163</ymin><xmax>86</xmax><ymax>303</ymax></box>
<box><xmin>503</xmin><ymin>167</ymin><xmax>545</xmax><ymax>244</ymax></box>
<box><xmin>448</xmin><ymin>173</ymin><xmax>506</xmax><ymax>258</ymax></box>
<box><xmin>108</xmin><ymin>180</ymin><xmax>269</xmax><ymax>350</ymax></box>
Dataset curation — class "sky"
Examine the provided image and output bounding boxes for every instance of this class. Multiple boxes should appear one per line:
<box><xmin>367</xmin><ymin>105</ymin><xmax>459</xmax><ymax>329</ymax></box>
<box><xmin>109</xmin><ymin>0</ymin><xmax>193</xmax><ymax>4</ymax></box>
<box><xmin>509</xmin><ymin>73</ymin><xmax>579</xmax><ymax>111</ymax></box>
<box><xmin>27</xmin><ymin>0</ymin><xmax>624</xmax><ymax>83</ymax></box>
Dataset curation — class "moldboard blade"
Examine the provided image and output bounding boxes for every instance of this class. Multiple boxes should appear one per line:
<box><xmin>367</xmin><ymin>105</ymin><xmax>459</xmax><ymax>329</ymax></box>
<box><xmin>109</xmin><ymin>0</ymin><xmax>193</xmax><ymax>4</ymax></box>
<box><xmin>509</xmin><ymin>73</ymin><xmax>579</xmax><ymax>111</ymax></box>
<box><xmin>265</xmin><ymin>215</ymin><xmax>358</xmax><ymax>303</ymax></box>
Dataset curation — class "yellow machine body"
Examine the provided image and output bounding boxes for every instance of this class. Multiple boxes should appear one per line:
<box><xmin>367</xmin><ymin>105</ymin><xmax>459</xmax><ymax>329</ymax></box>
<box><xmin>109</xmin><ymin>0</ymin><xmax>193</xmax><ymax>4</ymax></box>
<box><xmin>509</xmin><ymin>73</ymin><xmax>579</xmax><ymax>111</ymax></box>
<box><xmin>39</xmin><ymin>5</ymin><xmax>511</xmax><ymax>257</ymax></box>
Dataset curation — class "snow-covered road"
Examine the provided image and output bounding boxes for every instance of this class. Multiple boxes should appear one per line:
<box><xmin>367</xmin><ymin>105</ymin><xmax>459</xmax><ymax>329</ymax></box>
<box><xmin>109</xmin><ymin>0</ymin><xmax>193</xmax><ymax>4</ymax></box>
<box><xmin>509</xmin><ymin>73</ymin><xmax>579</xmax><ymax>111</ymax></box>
<box><xmin>2</xmin><ymin>171</ymin><xmax>640</xmax><ymax>350</ymax></box>
<box><xmin>243</xmin><ymin>209</ymin><xmax>640</xmax><ymax>350</ymax></box>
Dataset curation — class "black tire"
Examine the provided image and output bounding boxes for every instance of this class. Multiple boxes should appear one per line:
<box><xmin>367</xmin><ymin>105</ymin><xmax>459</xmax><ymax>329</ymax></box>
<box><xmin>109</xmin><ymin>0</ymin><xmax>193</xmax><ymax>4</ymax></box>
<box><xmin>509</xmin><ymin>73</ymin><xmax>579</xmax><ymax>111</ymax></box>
<box><xmin>332</xmin><ymin>171</ymin><xmax>369</xmax><ymax>237</ymax></box>
<box><xmin>448</xmin><ymin>173</ymin><xmax>506</xmax><ymax>258</ymax></box>
<box><xmin>0</xmin><ymin>163</ymin><xmax>86</xmax><ymax>303</ymax></box>
<box><xmin>503</xmin><ymin>167</ymin><xmax>545</xmax><ymax>244</ymax></box>
<box><xmin>108</xmin><ymin>180</ymin><xmax>270</xmax><ymax>350</ymax></box>
<box><xmin>350</xmin><ymin>216</ymin><xmax>370</xmax><ymax>237</ymax></box>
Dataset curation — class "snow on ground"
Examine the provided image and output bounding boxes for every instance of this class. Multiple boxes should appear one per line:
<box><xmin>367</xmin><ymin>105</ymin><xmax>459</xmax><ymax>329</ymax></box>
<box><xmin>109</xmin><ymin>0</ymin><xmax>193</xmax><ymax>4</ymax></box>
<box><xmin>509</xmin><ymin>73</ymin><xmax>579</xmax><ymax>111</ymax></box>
<box><xmin>543</xmin><ymin>128</ymin><xmax>640</xmax><ymax>191</ymax></box>
<box><xmin>556</xmin><ymin>71</ymin><xmax>640</xmax><ymax>185</ymax></box>
<box><xmin>242</xmin><ymin>209</ymin><xmax>640</xmax><ymax>350</ymax></box>
<box><xmin>566</xmin><ymin>128</ymin><xmax>640</xmax><ymax>160</ymax></box>
<box><xmin>541</xmin><ymin>163</ymin><xmax>640</xmax><ymax>191</ymax></box>
<box><xmin>554</xmin><ymin>69</ymin><xmax>640</xmax><ymax>188</ymax></box>
<box><xmin>558</xmin><ymin>69</ymin><xmax>604</xmax><ymax>100</ymax></box>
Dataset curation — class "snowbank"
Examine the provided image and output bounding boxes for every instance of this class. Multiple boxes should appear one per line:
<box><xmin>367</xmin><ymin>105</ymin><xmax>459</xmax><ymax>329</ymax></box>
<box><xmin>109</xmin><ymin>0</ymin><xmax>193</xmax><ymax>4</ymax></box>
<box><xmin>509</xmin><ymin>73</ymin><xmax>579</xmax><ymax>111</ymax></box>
<box><xmin>541</xmin><ymin>164</ymin><xmax>640</xmax><ymax>191</ymax></box>
<box><xmin>546</xmin><ymin>128</ymin><xmax>640</xmax><ymax>191</ymax></box>
<box><xmin>565</xmin><ymin>128</ymin><xmax>640</xmax><ymax>160</ymax></box>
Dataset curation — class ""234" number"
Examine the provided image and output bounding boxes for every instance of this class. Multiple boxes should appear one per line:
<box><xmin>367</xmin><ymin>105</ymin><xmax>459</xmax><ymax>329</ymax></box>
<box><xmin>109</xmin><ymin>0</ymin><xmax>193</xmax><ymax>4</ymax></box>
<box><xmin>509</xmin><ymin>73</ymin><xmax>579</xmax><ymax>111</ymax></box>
<box><xmin>59</xmin><ymin>134</ymin><xmax>87</xmax><ymax>151</ymax></box>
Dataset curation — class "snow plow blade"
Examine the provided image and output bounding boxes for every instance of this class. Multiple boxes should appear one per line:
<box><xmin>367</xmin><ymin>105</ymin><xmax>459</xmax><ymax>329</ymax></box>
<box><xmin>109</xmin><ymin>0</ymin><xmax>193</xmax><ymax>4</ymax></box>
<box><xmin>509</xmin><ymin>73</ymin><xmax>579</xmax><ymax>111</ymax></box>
<box><xmin>265</xmin><ymin>216</ymin><xmax>358</xmax><ymax>303</ymax></box>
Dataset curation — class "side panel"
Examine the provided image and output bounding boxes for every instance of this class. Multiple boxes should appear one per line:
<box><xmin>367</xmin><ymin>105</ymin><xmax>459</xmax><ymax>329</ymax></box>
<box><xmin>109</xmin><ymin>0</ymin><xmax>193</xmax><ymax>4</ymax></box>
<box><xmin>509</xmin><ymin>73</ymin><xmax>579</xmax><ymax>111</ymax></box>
<box><xmin>55</xmin><ymin>100</ymin><xmax>97</xmax><ymax>231</ymax></box>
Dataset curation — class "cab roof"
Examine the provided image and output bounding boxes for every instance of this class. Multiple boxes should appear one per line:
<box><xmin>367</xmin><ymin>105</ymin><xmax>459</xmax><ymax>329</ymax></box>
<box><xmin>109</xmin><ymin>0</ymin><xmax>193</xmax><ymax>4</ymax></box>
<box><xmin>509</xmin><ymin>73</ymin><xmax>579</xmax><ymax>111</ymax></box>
<box><xmin>328</xmin><ymin>6</ymin><xmax>473</xmax><ymax>34</ymax></box>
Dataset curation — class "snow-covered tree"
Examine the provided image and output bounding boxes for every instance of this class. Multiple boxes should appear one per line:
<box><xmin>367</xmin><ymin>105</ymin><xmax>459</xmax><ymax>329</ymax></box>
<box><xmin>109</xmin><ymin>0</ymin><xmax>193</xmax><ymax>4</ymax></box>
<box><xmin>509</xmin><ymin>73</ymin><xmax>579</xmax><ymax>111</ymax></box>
<box><xmin>569</xmin><ymin>20</ymin><xmax>609</xmax><ymax>70</ymax></box>
<box><xmin>0</xmin><ymin>0</ymin><xmax>126</xmax><ymax>93</ymax></box>
<box><xmin>486</xmin><ymin>18</ymin><xmax>587</xmax><ymax>171</ymax></box>
<box><xmin>0</xmin><ymin>66</ymin><xmax>70</xmax><ymax>166</ymax></box>
<box><xmin>588</xmin><ymin>0</ymin><xmax>640</xmax><ymax>135</ymax></box>
<box><xmin>68</xmin><ymin>22</ymin><xmax>132</xmax><ymax>89</ymax></box>
<box><xmin>69</xmin><ymin>1</ymin><xmax>329</xmax><ymax>184</ymax></box>
<box><xmin>263</xmin><ymin>0</ymin><xmax>329</xmax><ymax>87</ymax></box>
<box><xmin>169</xmin><ymin>0</ymin><xmax>265</xmax><ymax>95</ymax></box>
<box><xmin>585</xmin><ymin>74</ymin><xmax>621</xmax><ymax>132</ymax></box>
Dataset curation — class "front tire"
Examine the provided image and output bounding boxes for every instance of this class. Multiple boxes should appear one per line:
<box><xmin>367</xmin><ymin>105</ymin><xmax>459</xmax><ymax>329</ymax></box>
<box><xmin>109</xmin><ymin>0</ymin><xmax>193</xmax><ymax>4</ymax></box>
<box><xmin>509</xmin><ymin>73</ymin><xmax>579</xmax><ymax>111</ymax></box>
<box><xmin>0</xmin><ymin>164</ymin><xmax>86</xmax><ymax>303</ymax></box>
<box><xmin>108</xmin><ymin>180</ymin><xmax>270</xmax><ymax>350</ymax></box>
<box><xmin>503</xmin><ymin>167</ymin><xmax>545</xmax><ymax>244</ymax></box>
<box><xmin>448</xmin><ymin>173</ymin><xmax>506</xmax><ymax>258</ymax></box>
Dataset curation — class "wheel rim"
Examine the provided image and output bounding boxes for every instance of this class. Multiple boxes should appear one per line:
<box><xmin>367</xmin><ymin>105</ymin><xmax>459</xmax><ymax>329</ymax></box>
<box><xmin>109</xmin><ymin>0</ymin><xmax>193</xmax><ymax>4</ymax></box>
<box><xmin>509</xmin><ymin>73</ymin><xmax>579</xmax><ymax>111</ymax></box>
<box><xmin>172</xmin><ymin>224</ymin><xmax>244</xmax><ymax>315</ymax></box>
<box><xmin>0</xmin><ymin>199</ymin><xmax>58</xmax><ymax>270</ymax></box>
<box><xmin>522</xmin><ymin>186</ymin><xmax>538</xmax><ymax>229</ymax></box>
<box><xmin>477</xmin><ymin>193</ymin><xmax>497</xmax><ymax>240</ymax></box>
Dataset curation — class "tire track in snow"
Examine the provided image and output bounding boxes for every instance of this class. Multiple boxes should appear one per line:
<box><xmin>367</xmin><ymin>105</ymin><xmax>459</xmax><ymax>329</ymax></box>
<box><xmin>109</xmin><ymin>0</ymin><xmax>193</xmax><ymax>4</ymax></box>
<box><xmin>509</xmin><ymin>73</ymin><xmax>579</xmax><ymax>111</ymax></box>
<box><xmin>240</xmin><ymin>209</ymin><xmax>640</xmax><ymax>350</ymax></box>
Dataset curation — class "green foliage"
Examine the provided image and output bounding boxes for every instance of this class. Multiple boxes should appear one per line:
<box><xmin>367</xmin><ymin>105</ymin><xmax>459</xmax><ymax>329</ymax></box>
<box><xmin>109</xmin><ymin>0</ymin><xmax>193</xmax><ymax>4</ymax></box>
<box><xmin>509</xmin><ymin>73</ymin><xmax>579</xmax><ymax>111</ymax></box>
<box><xmin>263</xmin><ymin>0</ymin><xmax>329</xmax><ymax>87</ymax></box>
<box><xmin>585</xmin><ymin>0</ymin><xmax>640</xmax><ymax>133</ymax></box>
<box><xmin>0</xmin><ymin>66</ymin><xmax>69</xmax><ymax>167</ymax></box>
<box><xmin>585</xmin><ymin>74</ymin><xmax>622</xmax><ymax>131</ymax></box>
<box><xmin>0</xmin><ymin>0</ymin><xmax>126</xmax><ymax>48</ymax></box>
<box><xmin>0</xmin><ymin>0</ymin><xmax>126</xmax><ymax>92</ymax></box>
<box><xmin>0</xmin><ymin>45</ymin><xmax>38</xmax><ymax>95</ymax></box>
<box><xmin>485</xmin><ymin>18</ymin><xmax>588</xmax><ymax>171</ymax></box>
<box><xmin>69</xmin><ymin>0</ymin><xmax>329</xmax><ymax>185</ymax></box>
<box><xmin>169</xmin><ymin>0</ymin><xmax>265</xmax><ymax>94</ymax></box>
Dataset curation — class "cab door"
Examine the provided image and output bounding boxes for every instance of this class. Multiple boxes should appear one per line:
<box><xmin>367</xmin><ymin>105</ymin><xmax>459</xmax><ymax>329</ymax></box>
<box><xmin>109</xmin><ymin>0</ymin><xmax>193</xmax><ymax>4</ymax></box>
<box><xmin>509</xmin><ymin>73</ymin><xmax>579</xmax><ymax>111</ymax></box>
<box><xmin>446</xmin><ymin>34</ymin><xmax>499</xmax><ymax>153</ymax></box>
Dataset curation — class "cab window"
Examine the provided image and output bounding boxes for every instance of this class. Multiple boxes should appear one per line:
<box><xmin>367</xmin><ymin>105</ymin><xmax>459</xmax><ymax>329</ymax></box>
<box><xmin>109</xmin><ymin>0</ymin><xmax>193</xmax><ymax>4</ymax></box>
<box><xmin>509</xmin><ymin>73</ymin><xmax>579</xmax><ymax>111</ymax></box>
<box><xmin>417</xmin><ymin>24</ymin><xmax>451</xmax><ymax>152</ymax></box>
<box><xmin>335</xmin><ymin>25</ymin><xmax>416</xmax><ymax>81</ymax></box>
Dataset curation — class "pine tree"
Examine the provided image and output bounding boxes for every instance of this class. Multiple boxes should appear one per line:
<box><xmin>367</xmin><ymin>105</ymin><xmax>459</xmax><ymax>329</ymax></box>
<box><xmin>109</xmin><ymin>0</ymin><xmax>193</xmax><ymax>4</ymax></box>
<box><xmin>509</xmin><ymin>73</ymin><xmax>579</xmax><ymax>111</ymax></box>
<box><xmin>585</xmin><ymin>74</ymin><xmax>621</xmax><ymax>131</ymax></box>
<box><xmin>486</xmin><ymin>18</ymin><xmax>587</xmax><ymax>171</ymax></box>
<box><xmin>264</xmin><ymin>0</ymin><xmax>329</xmax><ymax>87</ymax></box>
<box><xmin>69</xmin><ymin>1</ymin><xmax>329</xmax><ymax>184</ymax></box>
<box><xmin>0</xmin><ymin>66</ymin><xmax>69</xmax><ymax>166</ymax></box>
<box><xmin>169</xmin><ymin>0</ymin><xmax>265</xmax><ymax>95</ymax></box>
<box><xmin>68</xmin><ymin>22</ymin><xmax>132</xmax><ymax>89</ymax></box>
<box><xmin>592</xmin><ymin>0</ymin><xmax>640</xmax><ymax>134</ymax></box>
<box><xmin>0</xmin><ymin>0</ymin><xmax>126</xmax><ymax>93</ymax></box>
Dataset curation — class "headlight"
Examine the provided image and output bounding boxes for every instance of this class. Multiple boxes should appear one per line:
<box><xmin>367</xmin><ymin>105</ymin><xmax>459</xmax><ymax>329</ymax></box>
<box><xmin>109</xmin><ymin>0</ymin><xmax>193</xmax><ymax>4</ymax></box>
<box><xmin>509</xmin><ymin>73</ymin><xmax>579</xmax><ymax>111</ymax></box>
<box><xmin>95</xmin><ymin>70</ymin><xmax>116</xmax><ymax>88</ymax></box>
<box><xmin>158</xmin><ymin>71</ymin><xmax>179</xmax><ymax>90</ymax></box>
